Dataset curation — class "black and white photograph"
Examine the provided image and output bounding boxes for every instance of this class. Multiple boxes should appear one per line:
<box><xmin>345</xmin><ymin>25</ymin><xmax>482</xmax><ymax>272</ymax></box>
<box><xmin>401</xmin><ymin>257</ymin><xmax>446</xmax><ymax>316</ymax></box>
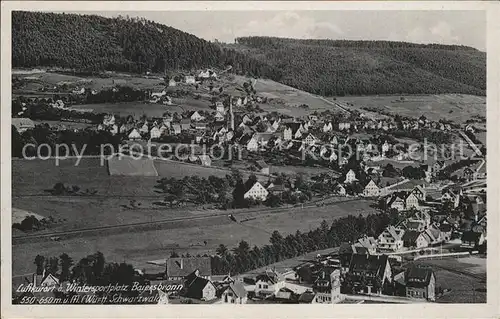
<box><xmin>1</xmin><ymin>1</ymin><xmax>498</xmax><ymax>317</ymax></box>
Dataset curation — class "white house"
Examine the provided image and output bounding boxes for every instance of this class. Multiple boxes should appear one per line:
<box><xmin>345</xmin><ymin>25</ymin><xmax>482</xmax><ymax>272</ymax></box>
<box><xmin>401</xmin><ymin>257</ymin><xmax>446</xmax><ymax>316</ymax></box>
<box><xmin>363</xmin><ymin>180</ymin><xmax>380</xmax><ymax>197</ymax></box>
<box><xmin>244</xmin><ymin>182</ymin><xmax>269</xmax><ymax>201</ymax></box>
<box><xmin>110</xmin><ymin>124</ymin><xmax>119</xmax><ymax>136</ymax></box>
<box><xmin>151</xmin><ymin>90</ymin><xmax>167</xmax><ymax>98</ymax></box>
<box><xmin>185</xmin><ymin>75</ymin><xmax>196</xmax><ymax>84</ymax></box>
<box><xmin>128</xmin><ymin>128</ymin><xmax>142</xmax><ymax>140</ymax></box>
<box><xmin>377</xmin><ymin>226</ymin><xmax>405</xmax><ymax>251</ymax></box>
<box><xmin>344</xmin><ymin>169</ymin><xmax>358</xmax><ymax>184</ymax></box>
<box><xmin>150</xmin><ymin>126</ymin><xmax>162</xmax><ymax>140</ymax></box>
<box><xmin>405</xmin><ymin>193</ymin><xmax>420</xmax><ymax>210</ymax></box>
<box><xmin>103</xmin><ymin>114</ymin><xmax>116</xmax><ymax>126</ymax></box>
<box><xmin>303</xmin><ymin>133</ymin><xmax>317</xmax><ymax>146</ymax></box>
<box><xmin>323</xmin><ymin>122</ymin><xmax>333</xmax><ymax>133</ymax></box>
<box><xmin>254</xmin><ymin>271</ymin><xmax>285</xmax><ymax>298</ymax></box>
<box><xmin>214</xmin><ymin>112</ymin><xmax>225</xmax><ymax>122</ymax></box>
<box><xmin>190</xmin><ymin>111</ymin><xmax>205</xmax><ymax>122</ymax></box>
<box><xmin>221</xmin><ymin>282</ymin><xmax>248</xmax><ymax>304</ymax></box>
<box><xmin>12</xmin><ymin>118</ymin><xmax>35</xmax><ymax>133</ymax></box>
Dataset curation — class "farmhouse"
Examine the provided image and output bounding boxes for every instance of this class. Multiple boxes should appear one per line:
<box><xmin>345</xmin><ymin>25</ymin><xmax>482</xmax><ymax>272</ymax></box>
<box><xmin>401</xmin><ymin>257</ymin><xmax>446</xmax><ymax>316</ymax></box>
<box><xmin>405</xmin><ymin>266</ymin><xmax>436</xmax><ymax>301</ymax></box>
<box><xmin>411</xmin><ymin>185</ymin><xmax>426</xmax><ymax>201</ymax></box>
<box><xmin>256</xmin><ymin>160</ymin><xmax>270</xmax><ymax>175</ymax></box>
<box><xmin>363</xmin><ymin>180</ymin><xmax>380</xmax><ymax>197</ymax></box>
<box><xmin>377</xmin><ymin>226</ymin><xmax>404</xmax><ymax>251</ymax></box>
<box><xmin>214</xmin><ymin>112</ymin><xmax>225</xmax><ymax>122</ymax></box>
<box><xmin>185</xmin><ymin>75</ymin><xmax>196</xmax><ymax>84</ymax></box>
<box><xmin>348</xmin><ymin>254</ymin><xmax>392</xmax><ymax>294</ymax></box>
<box><xmin>402</xmin><ymin>230</ymin><xmax>429</xmax><ymax>249</ymax></box>
<box><xmin>184</xmin><ymin>272</ymin><xmax>217</xmax><ymax>301</ymax></box>
<box><xmin>221</xmin><ymin>282</ymin><xmax>248</xmax><ymax>304</ymax></box>
<box><xmin>244</xmin><ymin>181</ymin><xmax>269</xmax><ymax>201</ymax></box>
<box><xmin>405</xmin><ymin>193</ymin><xmax>420</xmax><ymax>210</ymax></box>
<box><xmin>303</xmin><ymin>133</ymin><xmax>318</xmax><ymax>146</ymax></box>
<box><xmin>171</xmin><ymin>124</ymin><xmax>181</xmax><ymax>135</ymax></box>
<box><xmin>344</xmin><ymin>169</ymin><xmax>358</xmax><ymax>184</ymax></box>
<box><xmin>12</xmin><ymin>118</ymin><xmax>35</xmax><ymax>133</ymax></box>
<box><xmin>387</xmin><ymin>194</ymin><xmax>405</xmax><ymax>211</ymax></box>
<box><xmin>254</xmin><ymin>271</ymin><xmax>285</xmax><ymax>298</ymax></box>
<box><xmin>149</xmin><ymin>126</ymin><xmax>162</xmax><ymax>140</ymax></box>
<box><xmin>190</xmin><ymin>111</ymin><xmax>205</xmax><ymax>122</ymax></box>
<box><xmin>127</xmin><ymin>128</ymin><xmax>142</xmax><ymax>140</ymax></box>
<box><xmin>166</xmin><ymin>257</ymin><xmax>212</xmax><ymax>281</ymax></box>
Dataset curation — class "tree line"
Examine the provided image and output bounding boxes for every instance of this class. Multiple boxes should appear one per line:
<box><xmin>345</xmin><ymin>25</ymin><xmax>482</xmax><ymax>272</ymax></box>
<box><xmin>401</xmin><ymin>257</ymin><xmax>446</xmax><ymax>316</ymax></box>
<box><xmin>211</xmin><ymin>212</ymin><xmax>390</xmax><ymax>275</ymax></box>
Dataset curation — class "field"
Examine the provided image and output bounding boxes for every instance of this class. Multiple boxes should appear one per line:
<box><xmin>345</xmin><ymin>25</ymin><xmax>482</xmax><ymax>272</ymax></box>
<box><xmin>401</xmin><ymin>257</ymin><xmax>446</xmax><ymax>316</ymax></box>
<box><xmin>12</xmin><ymin>198</ymin><xmax>377</xmax><ymax>276</ymax></box>
<box><xmin>13</xmin><ymin>70</ymin><xmax>165</xmax><ymax>91</ymax></box>
<box><xmin>108</xmin><ymin>155</ymin><xmax>158</xmax><ymax>176</ymax></box>
<box><xmin>413</xmin><ymin>256</ymin><xmax>486</xmax><ymax>303</ymax></box>
<box><xmin>331</xmin><ymin>94</ymin><xmax>486</xmax><ymax>123</ymax></box>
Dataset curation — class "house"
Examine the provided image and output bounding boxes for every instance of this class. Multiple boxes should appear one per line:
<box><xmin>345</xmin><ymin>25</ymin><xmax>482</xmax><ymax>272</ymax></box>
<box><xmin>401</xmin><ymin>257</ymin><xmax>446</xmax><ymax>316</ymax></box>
<box><xmin>381</xmin><ymin>141</ymin><xmax>390</xmax><ymax>155</ymax></box>
<box><xmin>180</xmin><ymin>119</ymin><xmax>191</xmax><ymax>131</ymax></box>
<box><xmin>102</xmin><ymin>114</ymin><xmax>116</xmax><ymax>126</ymax></box>
<box><xmin>461</xmin><ymin>231</ymin><xmax>485</xmax><ymax>248</ymax></box>
<box><xmin>254</xmin><ymin>270</ymin><xmax>285</xmax><ymax>298</ymax></box>
<box><xmin>127</xmin><ymin>128</ymin><xmax>142</xmax><ymax>140</ymax></box>
<box><xmin>221</xmin><ymin>281</ymin><xmax>248</xmax><ymax>304</ymax></box>
<box><xmin>283</xmin><ymin>123</ymin><xmax>304</xmax><ymax>140</ymax></box>
<box><xmin>166</xmin><ymin>257</ymin><xmax>212</xmax><ymax>281</ymax></box>
<box><xmin>441</xmin><ymin>189</ymin><xmax>460</xmax><ymax>208</ymax></box>
<box><xmin>244</xmin><ymin>181</ymin><xmax>269</xmax><ymax>201</ymax></box>
<box><xmin>312</xmin><ymin>268</ymin><xmax>342</xmax><ymax>304</ymax></box>
<box><xmin>214</xmin><ymin>112</ymin><xmax>225</xmax><ymax>122</ymax></box>
<box><xmin>267</xmin><ymin>184</ymin><xmax>287</xmax><ymax>196</ymax></box>
<box><xmin>438</xmin><ymin>223</ymin><xmax>453</xmax><ymax>242</ymax></box>
<box><xmin>363</xmin><ymin>180</ymin><xmax>380</xmax><ymax>197</ymax></box>
<box><xmin>303</xmin><ymin>133</ymin><xmax>317</xmax><ymax>146</ymax></box>
<box><xmin>275</xmin><ymin>287</ymin><xmax>295</xmax><ymax>301</ymax></box>
<box><xmin>402</xmin><ymin>230</ymin><xmax>429</xmax><ymax>249</ymax></box>
<box><xmin>377</xmin><ymin>226</ymin><xmax>404</xmax><ymax>251</ymax></box>
<box><xmin>256</xmin><ymin>160</ymin><xmax>270</xmax><ymax>175</ymax></box>
<box><xmin>168</xmin><ymin>78</ymin><xmax>177</xmax><ymax>87</ymax></box>
<box><xmin>198</xmin><ymin>155</ymin><xmax>211</xmax><ymax>167</ymax></box>
<box><xmin>338</xmin><ymin>122</ymin><xmax>351</xmax><ymax>131</ymax></box>
<box><xmin>335</xmin><ymin>183</ymin><xmax>346</xmax><ymax>196</ymax></box>
<box><xmin>184</xmin><ymin>273</ymin><xmax>217</xmax><ymax>301</ymax></box>
<box><xmin>405</xmin><ymin>193</ymin><xmax>420</xmax><ymax>210</ymax></box>
<box><xmin>411</xmin><ymin>185</ymin><xmax>426</xmax><ymax>201</ymax></box>
<box><xmin>150</xmin><ymin>126</ymin><xmax>162</xmax><ymax>140</ymax></box>
<box><xmin>171</xmin><ymin>124</ymin><xmax>181</xmax><ymax>135</ymax></box>
<box><xmin>405</xmin><ymin>266</ymin><xmax>436</xmax><ymax>301</ymax></box>
<box><xmin>344</xmin><ymin>169</ymin><xmax>358</xmax><ymax>184</ymax></box>
<box><xmin>347</xmin><ymin>254</ymin><xmax>392</xmax><ymax>294</ymax></box>
<box><xmin>387</xmin><ymin>194</ymin><xmax>405</xmax><ymax>211</ymax></box>
<box><xmin>12</xmin><ymin>118</ymin><xmax>35</xmax><ymax>133</ymax></box>
<box><xmin>109</xmin><ymin>124</ymin><xmax>119</xmax><ymax>135</ymax></box>
<box><xmin>354</xmin><ymin>235</ymin><xmax>378</xmax><ymax>255</ymax></box>
<box><xmin>185</xmin><ymin>75</ymin><xmax>196</xmax><ymax>84</ymax></box>
<box><xmin>323</xmin><ymin>122</ymin><xmax>333</xmax><ymax>133</ymax></box>
<box><xmin>190</xmin><ymin>111</ymin><xmax>205</xmax><ymax>122</ymax></box>
<box><xmin>139</xmin><ymin>122</ymin><xmax>149</xmax><ymax>134</ymax></box>
<box><xmin>198</xmin><ymin>69</ymin><xmax>217</xmax><ymax>79</ymax></box>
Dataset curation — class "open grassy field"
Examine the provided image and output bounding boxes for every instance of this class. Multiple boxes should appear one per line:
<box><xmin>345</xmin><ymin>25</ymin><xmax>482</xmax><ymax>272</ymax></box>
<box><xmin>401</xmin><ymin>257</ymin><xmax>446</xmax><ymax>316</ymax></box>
<box><xmin>12</xmin><ymin>198</ymin><xmax>376</xmax><ymax>276</ymax></box>
<box><xmin>331</xmin><ymin>94</ymin><xmax>486</xmax><ymax>123</ymax></box>
<box><xmin>108</xmin><ymin>155</ymin><xmax>158</xmax><ymax>176</ymax></box>
<box><xmin>13</xmin><ymin>70</ymin><xmax>165</xmax><ymax>91</ymax></box>
<box><xmin>413</xmin><ymin>256</ymin><xmax>486</xmax><ymax>303</ymax></box>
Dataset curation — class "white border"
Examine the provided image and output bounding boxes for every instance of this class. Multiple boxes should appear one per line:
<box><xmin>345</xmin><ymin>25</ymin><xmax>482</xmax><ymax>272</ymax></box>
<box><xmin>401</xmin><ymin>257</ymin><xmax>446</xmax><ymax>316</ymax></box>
<box><xmin>1</xmin><ymin>2</ymin><xmax>499</xmax><ymax>318</ymax></box>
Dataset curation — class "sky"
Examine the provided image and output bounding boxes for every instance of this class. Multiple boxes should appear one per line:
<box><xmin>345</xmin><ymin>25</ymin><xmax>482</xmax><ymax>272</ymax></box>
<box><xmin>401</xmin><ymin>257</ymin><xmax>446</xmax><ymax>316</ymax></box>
<box><xmin>91</xmin><ymin>11</ymin><xmax>485</xmax><ymax>51</ymax></box>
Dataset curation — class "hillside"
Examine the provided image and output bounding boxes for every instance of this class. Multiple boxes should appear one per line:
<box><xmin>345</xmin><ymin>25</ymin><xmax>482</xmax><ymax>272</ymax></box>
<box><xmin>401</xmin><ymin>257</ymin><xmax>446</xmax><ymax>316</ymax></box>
<box><xmin>12</xmin><ymin>11</ymin><xmax>486</xmax><ymax>96</ymax></box>
<box><xmin>12</xmin><ymin>11</ymin><xmax>280</xmax><ymax>78</ymax></box>
<box><xmin>231</xmin><ymin>37</ymin><xmax>486</xmax><ymax>96</ymax></box>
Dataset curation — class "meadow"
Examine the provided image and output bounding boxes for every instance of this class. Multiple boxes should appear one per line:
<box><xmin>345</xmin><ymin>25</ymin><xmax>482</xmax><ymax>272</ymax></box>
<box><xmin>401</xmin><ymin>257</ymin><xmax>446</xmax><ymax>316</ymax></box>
<box><xmin>332</xmin><ymin>94</ymin><xmax>486</xmax><ymax>123</ymax></box>
<box><xmin>12</xmin><ymin>198</ymin><xmax>377</xmax><ymax>276</ymax></box>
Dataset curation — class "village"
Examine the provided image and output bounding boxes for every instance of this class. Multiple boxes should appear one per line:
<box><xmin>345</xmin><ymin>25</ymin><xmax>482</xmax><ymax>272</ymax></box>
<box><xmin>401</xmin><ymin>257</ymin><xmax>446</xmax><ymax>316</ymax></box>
<box><xmin>11</xmin><ymin>66</ymin><xmax>487</xmax><ymax>304</ymax></box>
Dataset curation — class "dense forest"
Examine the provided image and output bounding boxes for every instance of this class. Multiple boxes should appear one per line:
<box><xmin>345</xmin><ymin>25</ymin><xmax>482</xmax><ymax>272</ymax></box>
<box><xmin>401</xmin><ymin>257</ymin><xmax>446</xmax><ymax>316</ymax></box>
<box><xmin>12</xmin><ymin>11</ymin><xmax>486</xmax><ymax>96</ymax></box>
<box><xmin>12</xmin><ymin>11</ymin><xmax>280</xmax><ymax>78</ymax></box>
<box><xmin>233</xmin><ymin>37</ymin><xmax>486</xmax><ymax>96</ymax></box>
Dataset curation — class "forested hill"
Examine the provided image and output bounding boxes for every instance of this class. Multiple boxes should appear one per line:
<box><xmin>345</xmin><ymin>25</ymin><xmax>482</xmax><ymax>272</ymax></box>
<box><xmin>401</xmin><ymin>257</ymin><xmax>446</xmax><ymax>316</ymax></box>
<box><xmin>11</xmin><ymin>11</ymin><xmax>280</xmax><ymax>78</ymax></box>
<box><xmin>12</xmin><ymin>11</ymin><xmax>486</xmax><ymax>96</ymax></box>
<box><xmin>232</xmin><ymin>37</ymin><xmax>486</xmax><ymax>96</ymax></box>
